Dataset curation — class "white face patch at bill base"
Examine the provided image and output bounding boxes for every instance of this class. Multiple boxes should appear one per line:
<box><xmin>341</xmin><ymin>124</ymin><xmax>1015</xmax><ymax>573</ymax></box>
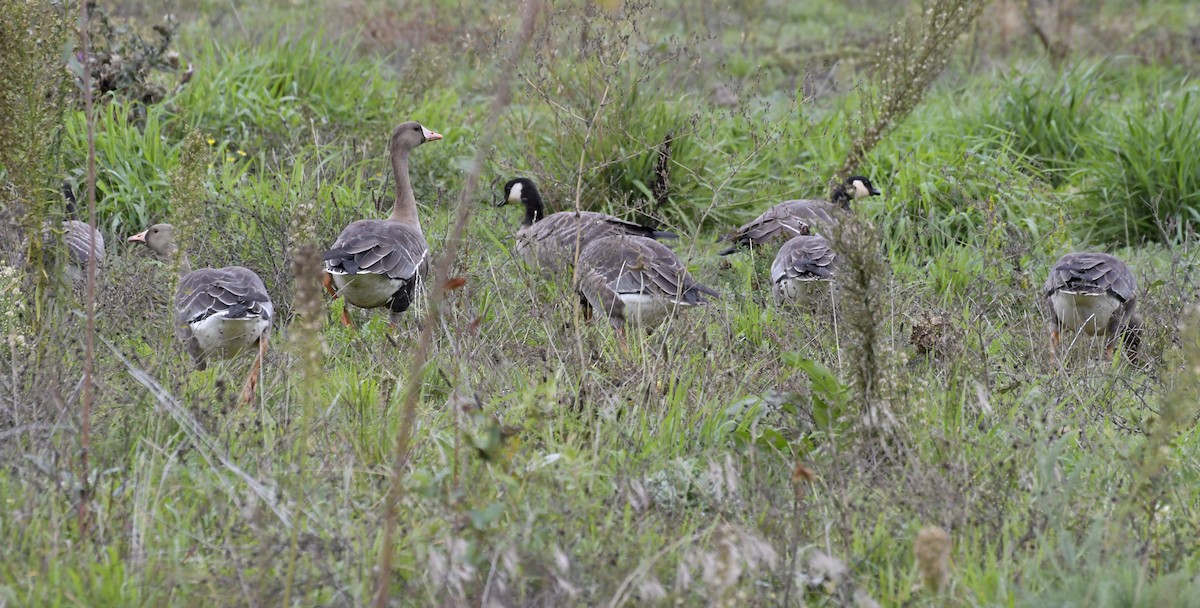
<box><xmin>507</xmin><ymin>181</ymin><xmax>524</xmax><ymax>203</ymax></box>
<box><xmin>421</xmin><ymin>126</ymin><xmax>442</xmax><ymax>141</ymax></box>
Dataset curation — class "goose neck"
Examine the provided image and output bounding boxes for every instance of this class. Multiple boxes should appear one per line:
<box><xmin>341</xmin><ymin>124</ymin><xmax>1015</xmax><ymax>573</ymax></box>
<box><xmin>388</xmin><ymin>148</ymin><xmax>421</xmax><ymax>230</ymax></box>
<box><xmin>521</xmin><ymin>190</ymin><xmax>545</xmax><ymax>227</ymax></box>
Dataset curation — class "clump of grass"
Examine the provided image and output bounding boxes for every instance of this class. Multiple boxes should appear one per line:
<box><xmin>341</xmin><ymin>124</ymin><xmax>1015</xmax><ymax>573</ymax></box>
<box><xmin>1081</xmin><ymin>88</ymin><xmax>1200</xmax><ymax>245</ymax></box>
<box><xmin>986</xmin><ymin>63</ymin><xmax>1104</xmax><ymax>185</ymax></box>
<box><xmin>173</xmin><ymin>35</ymin><xmax>396</xmax><ymax>152</ymax></box>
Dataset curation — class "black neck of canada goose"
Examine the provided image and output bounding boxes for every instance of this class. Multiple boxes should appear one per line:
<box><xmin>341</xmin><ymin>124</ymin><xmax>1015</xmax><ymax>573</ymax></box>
<box><xmin>62</xmin><ymin>181</ymin><xmax>77</xmax><ymax>218</ymax></box>
<box><xmin>505</xmin><ymin>178</ymin><xmax>546</xmax><ymax>227</ymax></box>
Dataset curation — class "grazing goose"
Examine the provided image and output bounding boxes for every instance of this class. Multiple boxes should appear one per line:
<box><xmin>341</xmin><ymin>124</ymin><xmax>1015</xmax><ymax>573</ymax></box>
<box><xmin>129</xmin><ymin>224</ymin><xmax>273</xmax><ymax>403</ymax></box>
<box><xmin>323</xmin><ymin>121</ymin><xmax>441</xmax><ymax>326</ymax></box>
<box><xmin>576</xmin><ymin>234</ymin><xmax>718</xmax><ymax>348</ymax></box>
<box><xmin>771</xmin><ymin>231</ymin><xmax>842</xmax><ymax>307</ymax></box>
<box><xmin>1043</xmin><ymin>252</ymin><xmax>1141</xmax><ymax>360</ymax></box>
<box><xmin>499</xmin><ymin>177</ymin><xmax>677</xmax><ymax>271</ymax></box>
<box><xmin>58</xmin><ymin>183</ymin><xmax>105</xmax><ymax>282</ymax></box>
<box><xmin>719</xmin><ymin>175</ymin><xmax>880</xmax><ymax>255</ymax></box>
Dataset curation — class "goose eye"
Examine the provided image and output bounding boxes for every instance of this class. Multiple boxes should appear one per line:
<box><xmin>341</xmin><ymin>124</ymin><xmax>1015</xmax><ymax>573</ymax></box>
<box><xmin>413</xmin><ymin>125</ymin><xmax>421</xmax><ymax>131</ymax></box>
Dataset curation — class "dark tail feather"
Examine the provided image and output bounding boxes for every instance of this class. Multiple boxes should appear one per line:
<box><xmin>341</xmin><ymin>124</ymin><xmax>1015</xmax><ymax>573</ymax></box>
<box><xmin>718</xmin><ymin>245</ymin><xmax>740</xmax><ymax>256</ymax></box>
<box><xmin>650</xmin><ymin>229</ymin><xmax>678</xmax><ymax>240</ymax></box>
<box><xmin>389</xmin><ymin>280</ymin><xmax>417</xmax><ymax>314</ymax></box>
<box><xmin>321</xmin><ymin>248</ymin><xmax>346</xmax><ymax>262</ymax></box>
<box><xmin>225</xmin><ymin>302</ymin><xmax>251</xmax><ymax>318</ymax></box>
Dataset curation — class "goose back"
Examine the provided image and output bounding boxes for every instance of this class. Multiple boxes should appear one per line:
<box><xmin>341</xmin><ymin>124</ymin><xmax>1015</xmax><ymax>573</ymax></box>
<box><xmin>176</xmin><ymin>266</ymin><xmax>273</xmax><ymax>367</ymax></box>
<box><xmin>576</xmin><ymin>235</ymin><xmax>718</xmax><ymax>328</ymax></box>
<box><xmin>771</xmin><ymin>234</ymin><xmax>838</xmax><ymax>306</ymax></box>
<box><xmin>518</xmin><ymin>210</ymin><xmax>676</xmax><ymax>270</ymax></box>
<box><xmin>721</xmin><ymin>199</ymin><xmax>834</xmax><ymax>254</ymax></box>
<box><xmin>1043</xmin><ymin>252</ymin><xmax>1140</xmax><ymax>355</ymax></box>
<box><xmin>323</xmin><ymin>219</ymin><xmax>429</xmax><ymax>313</ymax></box>
<box><xmin>62</xmin><ymin>220</ymin><xmax>105</xmax><ymax>267</ymax></box>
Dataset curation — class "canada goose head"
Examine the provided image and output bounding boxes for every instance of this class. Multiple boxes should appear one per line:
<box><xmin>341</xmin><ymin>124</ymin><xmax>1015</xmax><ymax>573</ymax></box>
<box><xmin>499</xmin><ymin>177</ymin><xmax>546</xmax><ymax>226</ymax></box>
<box><xmin>389</xmin><ymin>121</ymin><xmax>442</xmax><ymax>156</ymax></box>
<box><xmin>128</xmin><ymin>223</ymin><xmax>177</xmax><ymax>258</ymax></box>
<box><xmin>831</xmin><ymin>175</ymin><xmax>882</xmax><ymax>209</ymax></box>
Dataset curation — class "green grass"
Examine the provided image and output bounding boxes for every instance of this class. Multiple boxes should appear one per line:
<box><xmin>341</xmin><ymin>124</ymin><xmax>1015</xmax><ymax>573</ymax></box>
<box><xmin>3</xmin><ymin>0</ymin><xmax>1200</xmax><ymax>606</ymax></box>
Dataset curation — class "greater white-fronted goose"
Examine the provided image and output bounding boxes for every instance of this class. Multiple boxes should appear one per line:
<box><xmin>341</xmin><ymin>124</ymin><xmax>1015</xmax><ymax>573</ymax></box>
<box><xmin>499</xmin><ymin>177</ymin><xmax>677</xmax><ymax>271</ymax></box>
<box><xmin>719</xmin><ymin>175</ymin><xmax>881</xmax><ymax>255</ymax></box>
<box><xmin>322</xmin><ymin>121</ymin><xmax>441</xmax><ymax>326</ymax></box>
<box><xmin>1043</xmin><ymin>252</ymin><xmax>1141</xmax><ymax>360</ymax></box>
<box><xmin>771</xmin><ymin>231</ymin><xmax>841</xmax><ymax>307</ymax></box>
<box><xmin>129</xmin><ymin>223</ymin><xmax>273</xmax><ymax>403</ymax></box>
<box><xmin>576</xmin><ymin>234</ymin><xmax>718</xmax><ymax>348</ymax></box>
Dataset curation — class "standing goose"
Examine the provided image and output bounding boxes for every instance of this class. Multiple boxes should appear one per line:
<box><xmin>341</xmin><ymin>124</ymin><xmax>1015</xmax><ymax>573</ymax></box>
<box><xmin>576</xmin><ymin>234</ymin><xmax>718</xmax><ymax>349</ymax></box>
<box><xmin>323</xmin><ymin>121</ymin><xmax>442</xmax><ymax>326</ymax></box>
<box><xmin>1043</xmin><ymin>252</ymin><xmax>1141</xmax><ymax>360</ymax></box>
<box><xmin>771</xmin><ymin>230</ymin><xmax>842</xmax><ymax>307</ymax></box>
<box><xmin>499</xmin><ymin>177</ymin><xmax>677</xmax><ymax>271</ymax></box>
<box><xmin>719</xmin><ymin>175</ymin><xmax>880</xmax><ymax>255</ymax></box>
<box><xmin>128</xmin><ymin>224</ymin><xmax>273</xmax><ymax>404</ymax></box>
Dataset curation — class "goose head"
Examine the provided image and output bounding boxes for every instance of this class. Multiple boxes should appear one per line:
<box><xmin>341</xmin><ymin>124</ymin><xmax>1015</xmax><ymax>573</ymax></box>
<box><xmin>389</xmin><ymin>121</ymin><xmax>442</xmax><ymax>155</ymax></box>
<box><xmin>128</xmin><ymin>223</ymin><xmax>177</xmax><ymax>258</ymax></box>
<box><xmin>499</xmin><ymin>177</ymin><xmax>546</xmax><ymax>225</ymax></box>
<box><xmin>831</xmin><ymin>175</ymin><xmax>882</xmax><ymax>209</ymax></box>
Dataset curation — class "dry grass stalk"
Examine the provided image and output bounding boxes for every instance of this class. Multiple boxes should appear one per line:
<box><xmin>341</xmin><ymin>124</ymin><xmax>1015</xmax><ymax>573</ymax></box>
<box><xmin>169</xmin><ymin>129</ymin><xmax>209</xmax><ymax>271</ymax></box>
<box><xmin>827</xmin><ymin>210</ymin><xmax>896</xmax><ymax>434</ymax></box>
<box><xmin>370</xmin><ymin>2</ymin><xmax>543</xmax><ymax>606</ymax></box>
<box><xmin>289</xmin><ymin>196</ymin><xmax>324</xmax><ymax>408</ymax></box>
<box><xmin>840</xmin><ymin>0</ymin><xmax>986</xmax><ymax>175</ymax></box>
<box><xmin>913</xmin><ymin>525</ymin><xmax>951</xmax><ymax>592</ymax></box>
<box><xmin>77</xmin><ymin>0</ymin><xmax>99</xmax><ymax>535</ymax></box>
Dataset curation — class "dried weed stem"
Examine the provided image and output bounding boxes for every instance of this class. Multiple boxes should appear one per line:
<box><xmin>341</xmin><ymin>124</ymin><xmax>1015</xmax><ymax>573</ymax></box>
<box><xmin>371</xmin><ymin>2</ymin><xmax>542</xmax><ymax>606</ymax></box>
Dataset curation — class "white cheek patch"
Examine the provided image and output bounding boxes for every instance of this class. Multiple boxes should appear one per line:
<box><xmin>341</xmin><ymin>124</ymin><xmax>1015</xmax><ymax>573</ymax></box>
<box><xmin>508</xmin><ymin>182</ymin><xmax>523</xmax><ymax>202</ymax></box>
<box><xmin>853</xmin><ymin>180</ymin><xmax>869</xmax><ymax>199</ymax></box>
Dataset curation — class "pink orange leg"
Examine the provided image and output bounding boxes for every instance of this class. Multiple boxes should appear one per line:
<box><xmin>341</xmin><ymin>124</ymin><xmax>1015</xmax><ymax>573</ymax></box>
<box><xmin>239</xmin><ymin>334</ymin><xmax>268</xmax><ymax>406</ymax></box>
<box><xmin>323</xmin><ymin>271</ymin><xmax>338</xmax><ymax>298</ymax></box>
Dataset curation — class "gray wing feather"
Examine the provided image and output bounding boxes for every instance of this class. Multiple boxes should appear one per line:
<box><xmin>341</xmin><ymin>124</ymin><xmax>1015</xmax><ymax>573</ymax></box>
<box><xmin>1043</xmin><ymin>253</ymin><xmax>1136</xmax><ymax>301</ymax></box>
<box><xmin>521</xmin><ymin>211</ymin><xmax>673</xmax><ymax>268</ymax></box>
<box><xmin>724</xmin><ymin>199</ymin><xmax>836</xmax><ymax>250</ymax></box>
<box><xmin>771</xmin><ymin>235</ymin><xmax>838</xmax><ymax>284</ymax></box>
<box><xmin>176</xmin><ymin>266</ymin><xmax>273</xmax><ymax>325</ymax></box>
<box><xmin>324</xmin><ymin>220</ymin><xmax>429</xmax><ymax>280</ymax></box>
<box><xmin>62</xmin><ymin>220</ymin><xmax>105</xmax><ymax>265</ymax></box>
<box><xmin>578</xmin><ymin>235</ymin><xmax>718</xmax><ymax>315</ymax></box>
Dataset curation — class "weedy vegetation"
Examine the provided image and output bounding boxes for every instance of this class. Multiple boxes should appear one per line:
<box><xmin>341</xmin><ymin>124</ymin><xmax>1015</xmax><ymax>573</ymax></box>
<box><xmin>1</xmin><ymin>0</ymin><xmax>1199</xmax><ymax>606</ymax></box>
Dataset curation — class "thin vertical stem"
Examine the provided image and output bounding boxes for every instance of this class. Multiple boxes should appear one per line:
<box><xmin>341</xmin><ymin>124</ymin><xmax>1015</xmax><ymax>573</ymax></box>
<box><xmin>370</xmin><ymin>2</ymin><xmax>541</xmax><ymax>606</ymax></box>
<box><xmin>78</xmin><ymin>0</ymin><xmax>98</xmax><ymax>535</ymax></box>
